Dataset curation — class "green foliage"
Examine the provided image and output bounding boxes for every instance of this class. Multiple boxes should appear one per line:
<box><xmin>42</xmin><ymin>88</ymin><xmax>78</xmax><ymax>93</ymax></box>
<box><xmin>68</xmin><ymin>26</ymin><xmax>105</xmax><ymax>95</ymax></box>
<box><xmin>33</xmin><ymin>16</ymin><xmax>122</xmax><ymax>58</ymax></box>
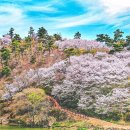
<box><xmin>0</xmin><ymin>103</ymin><xmax>4</xmax><ymax>116</ymax></box>
<box><xmin>25</xmin><ymin>89</ymin><xmax>46</xmax><ymax>126</ymax></box>
<box><xmin>113</xmin><ymin>43</ymin><xmax>124</xmax><ymax>52</ymax></box>
<box><xmin>96</xmin><ymin>29</ymin><xmax>129</xmax><ymax>53</ymax></box>
<box><xmin>43</xmin><ymin>86</ymin><xmax>52</xmax><ymax>95</ymax></box>
<box><xmin>27</xmin><ymin>92</ymin><xmax>44</xmax><ymax>105</ymax></box>
<box><xmin>109</xmin><ymin>42</ymin><xmax>125</xmax><ymax>54</ymax></box>
<box><xmin>11</xmin><ymin>40</ymin><xmax>20</xmax><ymax>52</ymax></box>
<box><xmin>37</xmin><ymin>43</ymin><xmax>44</xmax><ymax>52</ymax></box>
<box><xmin>30</xmin><ymin>55</ymin><xmax>36</xmax><ymax>64</ymax></box>
<box><xmin>25</xmin><ymin>36</ymin><xmax>32</xmax><ymax>43</ymax></box>
<box><xmin>0</xmin><ymin>47</ymin><xmax>10</xmax><ymax>65</ymax></box>
<box><xmin>64</xmin><ymin>48</ymin><xmax>87</xmax><ymax>58</ymax></box>
<box><xmin>96</xmin><ymin>29</ymin><xmax>125</xmax><ymax>47</ymax></box>
<box><xmin>1</xmin><ymin>66</ymin><xmax>11</xmax><ymax>76</ymax></box>
<box><xmin>96</xmin><ymin>34</ymin><xmax>113</xmax><ymax>46</ymax></box>
<box><xmin>60</xmin><ymin>92</ymin><xmax>79</xmax><ymax>109</ymax></box>
<box><xmin>19</xmin><ymin>46</ymin><xmax>25</xmax><ymax>55</ymax></box>
<box><xmin>45</xmin><ymin>40</ymin><xmax>54</xmax><ymax>53</ymax></box>
<box><xmin>28</xmin><ymin>27</ymin><xmax>34</xmax><ymax>38</ymax></box>
<box><xmin>114</xmin><ymin>29</ymin><xmax>124</xmax><ymax>42</ymax></box>
<box><xmin>9</xmin><ymin>27</ymin><xmax>14</xmax><ymax>39</ymax></box>
<box><xmin>104</xmin><ymin>112</ymin><xmax>121</xmax><ymax>121</ymax></box>
<box><xmin>37</xmin><ymin>27</ymin><xmax>48</xmax><ymax>40</ymax></box>
<box><xmin>13</xmin><ymin>34</ymin><xmax>21</xmax><ymax>42</ymax></box>
<box><xmin>74</xmin><ymin>32</ymin><xmax>81</xmax><ymax>39</ymax></box>
<box><xmin>77</xmin><ymin>128</ymin><xmax>88</xmax><ymax>130</ymax></box>
<box><xmin>109</xmin><ymin>49</ymin><xmax>115</xmax><ymax>54</ymax></box>
<box><xmin>80</xmin><ymin>109</ymin><xmax>99</xmax><ymax>118</ymax></box>
<box><xmin>126</xmin><ymin>36</ymin><xmax>130</xmax><ymax>44</ymax></box>
<box><xmin>49</xmin><ymin>109</ymin><xmax>67</xmax><ymax>121</ymax></box>
<box><xmin>80</xmin><ymin>109</ymin><xmax>121</xmax><ymax>122</ymax></box>
<box><xmin>53</xmin><ymin>33</ymin><xmax>62</xmax><ymax>41</ymax></box>
<box><xmin>125</xmin><ymin>113</ymin><xmax>130</xmax><ymax>121</ymax></box>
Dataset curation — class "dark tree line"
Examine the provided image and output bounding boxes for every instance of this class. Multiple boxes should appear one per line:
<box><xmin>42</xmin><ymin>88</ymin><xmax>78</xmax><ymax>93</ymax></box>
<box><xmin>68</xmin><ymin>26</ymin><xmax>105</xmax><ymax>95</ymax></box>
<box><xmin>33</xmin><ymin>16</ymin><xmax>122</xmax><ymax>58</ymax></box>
<box><xmin>96</xmin><ymin>29</ymin><xmax>130</xmax><ymax>53</ymax></box>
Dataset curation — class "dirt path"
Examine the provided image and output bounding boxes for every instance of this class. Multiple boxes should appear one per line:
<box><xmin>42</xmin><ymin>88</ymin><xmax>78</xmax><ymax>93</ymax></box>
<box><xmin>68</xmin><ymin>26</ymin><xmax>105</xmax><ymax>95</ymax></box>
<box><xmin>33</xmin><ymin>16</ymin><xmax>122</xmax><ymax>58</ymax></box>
<box><xmin>48</xmin><ymin>96</ymin><xmax>130</xmax><ymax>130</ymax></box>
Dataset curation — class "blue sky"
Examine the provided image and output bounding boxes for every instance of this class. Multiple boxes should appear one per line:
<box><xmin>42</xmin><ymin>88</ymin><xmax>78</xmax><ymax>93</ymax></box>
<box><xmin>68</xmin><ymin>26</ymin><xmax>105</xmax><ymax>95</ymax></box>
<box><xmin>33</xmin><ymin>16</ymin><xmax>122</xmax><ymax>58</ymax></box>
<box><xmin>1</xmin><ymin>0</ymin><xmax>130</xmax><ymax>39</ymax></box>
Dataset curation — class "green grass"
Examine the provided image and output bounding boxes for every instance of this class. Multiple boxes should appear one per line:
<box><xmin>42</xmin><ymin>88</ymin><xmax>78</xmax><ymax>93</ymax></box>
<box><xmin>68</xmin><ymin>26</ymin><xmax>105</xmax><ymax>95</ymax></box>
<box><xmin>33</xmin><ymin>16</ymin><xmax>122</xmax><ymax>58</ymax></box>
<box><xmin>52</xmin><ymin>120</ymin><xmax>104</xmax><ymax>130</ymax></box>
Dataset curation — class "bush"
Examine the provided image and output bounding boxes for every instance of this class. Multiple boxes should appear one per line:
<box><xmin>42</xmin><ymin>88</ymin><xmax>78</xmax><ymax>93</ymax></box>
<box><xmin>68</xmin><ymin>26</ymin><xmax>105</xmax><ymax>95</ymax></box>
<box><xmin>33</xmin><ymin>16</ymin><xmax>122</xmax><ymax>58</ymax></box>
<box><xmin>49</xmin><ymin>109</ymin><xmax>67</xmax><ymax>121</ymax></box>
<box><xmin>64</xmin><ymin>48</ymin><xmax>87</xmax><ymax>57</ymax></box>
<box><xmin>0</xmin><ymin>103</ymin><xmax>5</xmax><ymax>116</ymax></box>
<box><xmin>1</xmin><ymin>66</ymin><xmax>11</xmax><ymax>77</ymax></box>
<box><xmin>113</xmin><ymin>43</ymin><xmax>124</xmax><ymax>52</ymax></box>
<box><xmin>109</xmin><ymin>49</ymin><xmax>115</xmax><ymax>54</ymax></box>
<box><xmin>80</xmin><ymin>109</ymin><xmax>99</xmax><ymax>117</ymax></box>
<box><xmin>80</xmin><ymin>109</ymin><xmax>120</xmax><ymax>121</ymax></box>
<box><xmin>125</xmin><ymin>112</ymin><xmax>130</xmax><ymax>121</ymax></box>
<box><xmin>60</xmin><ymin>92</ymin><xmax>79</xmax><ymax>109</ymax></box>
<box><xmin>43</xmin><ymin>86</ymin><xmax>52</xmax><ymax>95</ymax></box>
<box><xmin>106</xmin><ymin>112</ymin><xmax>121</xmax><ymax>121</ymax></box>
<box><xmin>30</xmin><ymin>55</ymin><xmax>36</xmax><ymax>64</ymax></box>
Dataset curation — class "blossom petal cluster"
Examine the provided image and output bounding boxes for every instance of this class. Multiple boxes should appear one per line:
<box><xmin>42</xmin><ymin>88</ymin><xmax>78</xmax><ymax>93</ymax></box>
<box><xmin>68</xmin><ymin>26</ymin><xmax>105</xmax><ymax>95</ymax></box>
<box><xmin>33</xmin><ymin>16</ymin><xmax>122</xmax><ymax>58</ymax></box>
<box><xmin>3</xmin><ymin>51</ymin><xmax>130</xmax><ymax>114</ymax></box>
<box><xmin>55</xmin><ymin>39</ymin><xmax>108</xmax><ymax>51</ymax></box>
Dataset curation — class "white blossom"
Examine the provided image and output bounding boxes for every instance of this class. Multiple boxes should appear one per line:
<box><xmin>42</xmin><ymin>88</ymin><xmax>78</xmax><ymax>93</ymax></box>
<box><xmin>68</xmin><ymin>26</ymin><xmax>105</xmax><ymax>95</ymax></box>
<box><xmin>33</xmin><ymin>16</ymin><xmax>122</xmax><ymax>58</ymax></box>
<box><xmin>55</xmin><ymin>39</ymin><xmax>109</xmax><ymax>51</ymax></box>
<box><xmin>3</xmin><ymin>51</ymin><xmax>130</xmax><ymax>115</ymax></box>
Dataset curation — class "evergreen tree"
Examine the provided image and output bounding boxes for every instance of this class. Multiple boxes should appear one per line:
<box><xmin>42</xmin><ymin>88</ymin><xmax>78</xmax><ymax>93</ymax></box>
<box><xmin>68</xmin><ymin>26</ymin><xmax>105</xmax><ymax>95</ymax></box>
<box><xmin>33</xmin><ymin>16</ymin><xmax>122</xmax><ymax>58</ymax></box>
<box><xmin>1</xmin><ymin>66</ymin><xmax>11</xmax><ymax>77</ymax></box>
<box><xmin>37</xmin><ymin>27</ymin><xmax>48</xmax><ymax>40</ymax></box>
<box><xmin>53</xmin><ymin>33</ymin><xmax>62</xmax><ymax>41</ymax></box>
<box><xmin>13</xmin><ymin>34</ymin><xmax>21</xmax><ymax>42</ymax></box>
<box><xmin>126</xmin><ymin>36</ymin><xmax>130</xmax><ymax>45</ymax></box>
<box><xmin>45</xmin><ymin>40</ymin><xmax>54</xmax><ymax>54</ymax></box>
<box><xmin>114</xmin><ymin>29</ymin><xmax>124</xmax><ymax>42</ymax></box>
<box><xmin>96</xmin><ymin>34</ymin><xmax>113</xmax><ymax>46</ymax></box>
<box><xmin>74</xmin><ymin>32</ymin><xmax>81</xmax><ymax>39</ymax></box>
<box><xmin>9</xmin><ymin>27</ymin><xmax>14</xmax><ymax>39</ymax></box>
<box><xmin>28</xmin><ymin>27</ymin><xmax>34</xmax><ymax>38</ymax></box>
<box><xmin>0</xmin><ymin>47</ymin><xmax>10</xmax><ymax>65</ymax></box>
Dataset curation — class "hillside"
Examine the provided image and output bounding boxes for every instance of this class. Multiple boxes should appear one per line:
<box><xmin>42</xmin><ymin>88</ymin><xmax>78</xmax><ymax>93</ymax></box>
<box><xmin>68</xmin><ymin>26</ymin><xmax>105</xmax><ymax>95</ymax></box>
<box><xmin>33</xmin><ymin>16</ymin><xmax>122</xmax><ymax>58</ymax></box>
<box><xmin>1</xmin><ymin>28</ymin><xmax>130</xmax><ymax>130</ymax></box>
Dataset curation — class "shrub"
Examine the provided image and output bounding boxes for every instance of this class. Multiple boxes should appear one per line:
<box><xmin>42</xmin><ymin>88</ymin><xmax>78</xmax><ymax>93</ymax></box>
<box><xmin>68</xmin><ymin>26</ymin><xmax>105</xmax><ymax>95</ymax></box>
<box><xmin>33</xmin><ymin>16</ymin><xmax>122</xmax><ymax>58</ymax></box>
<box><xmin>1</xmin><ymin>66</ymin><xmax>11</xmax><ymax>77</ymax></box>
<box><xmin>113</xmin><ymin>43</ymin><xmax>124</xmax><ymax>52</ymax></box>
<box><xmin>0</xmin><ymin>103</ymin><xmax>5</xmax><ymax>116</ymax></box>
<box><xmin>49</xmin><ymin>109</ymin><xmax>67</xmax><ymax>121</ymax></box>
<box><xmin>109</xmin><ymin>49</ymin><xmax>115</xmax><ymax>54</ymax></box>
<box><xmin>64</xmin><ymin>48</ymin><xmax>87</xmax><ymax>57</ymax></box>
<box><xmin>125</xmin><ymin>112</ymin><xmax>130</xmax><ymax>121</ymax></box>
<box><xmin>30</xmin><ymin>55</ymin><xmax>36</xmax><ymax>64</ymax></box>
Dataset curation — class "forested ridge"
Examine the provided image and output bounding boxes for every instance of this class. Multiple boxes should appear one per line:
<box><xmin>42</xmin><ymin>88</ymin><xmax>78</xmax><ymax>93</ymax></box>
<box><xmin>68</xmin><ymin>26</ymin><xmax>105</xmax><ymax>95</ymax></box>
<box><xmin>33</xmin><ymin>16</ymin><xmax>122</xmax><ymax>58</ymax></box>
<box><xmin>0</xmin><ymin>27</ymin><xmax>130</xmax><ymax>130</ymax></box>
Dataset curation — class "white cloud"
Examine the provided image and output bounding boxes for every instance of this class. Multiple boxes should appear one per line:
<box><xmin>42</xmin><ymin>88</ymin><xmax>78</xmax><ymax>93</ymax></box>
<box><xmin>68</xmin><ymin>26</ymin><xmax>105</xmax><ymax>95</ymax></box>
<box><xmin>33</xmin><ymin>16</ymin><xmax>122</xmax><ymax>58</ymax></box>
<box><xmin>77</xmin><ymin>0</ymin><xmax>130</xmax><ymax>16</ymax></box>
<box><xmin>53</xmin><ymin>13</ymin><xmax>102</xmax><ymax>28</ymax></box>
<box><xmin>25</xmin><ymin>5</ymin><xmax>57</xmax><ymax>12</ymax></box>
<box><xmin>100</xmin><ymin>0</ymin><xmax>130</xmax><ymax>16</ymax></box>
<box><xmin>0</xmin><ymin>0</ymin><xmax>60</xmax><ymax>36</ymax></box>
<box><xmin>52</xmin><ymin>0</ymin><xmax>130</xmax><ymax>29</ymax></box>
<box><xmin>0</xmin><ymin>4</ymin><xmax>31</xmax><ymax>36</ymax></box>
<box><xmin>0</xmin><ymin>5</ymin><xmax>24</xmax><ymax>25</ymax></box>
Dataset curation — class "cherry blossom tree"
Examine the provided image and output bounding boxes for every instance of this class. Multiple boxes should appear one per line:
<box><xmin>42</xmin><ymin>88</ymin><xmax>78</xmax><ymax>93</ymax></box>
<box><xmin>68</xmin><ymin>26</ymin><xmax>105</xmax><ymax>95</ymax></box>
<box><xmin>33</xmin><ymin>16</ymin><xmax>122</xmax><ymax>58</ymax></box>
<box><xmin>55</xmin><ymin>39</ymin><xmax>109</xmax><ymax>51</ymax></box>
<box><xmin>2</xmin><ymin>51</ymin><xmax>130</xmax><ymax>118</ymax></box>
